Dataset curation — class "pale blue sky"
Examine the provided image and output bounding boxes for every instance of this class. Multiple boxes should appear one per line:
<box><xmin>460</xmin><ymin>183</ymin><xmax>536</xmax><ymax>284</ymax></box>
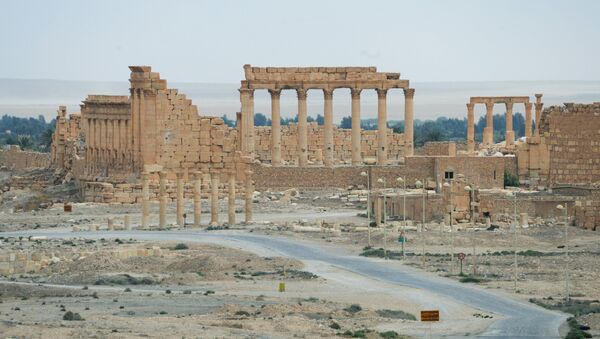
<box><xmin>1</xmin><ymin>0</ymin><xmax>599</xmax><ymax>83</ymax></box>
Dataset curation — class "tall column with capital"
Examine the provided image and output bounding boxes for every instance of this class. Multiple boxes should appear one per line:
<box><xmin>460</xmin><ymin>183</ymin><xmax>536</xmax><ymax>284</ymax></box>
<box><xmin>158</xmin><ymin>171</ymin><xmax>167</xmax><ymax>229</ymax></box>
<box><xmin>297</xmin><ymin>88</ymin><xmax>308</xmax><ymax>166</ymax></box>
<box><xmin>376</xmin><ymin>88</ymin><xmax>388</xmax><ymax>165</ymax></box>
<box><xmin>269</xmin><ymin>89</ymin><xmax>282</xmax><ymax>166</ymax></box>
<box><xmin>525</xmin><ymin>102</ymin><xmax>533</xmax><ymax>139</ymax></box>
<box><xmin>176</xmin><ymin>170</ymin><xmax>184</xmax><ymax>227</ymax></box>
<box><xmin>467</xmin><ymin>103</ymin><xmax>475</xmax><ymax>153</ymax></box>
<box><xmin>534</xmin><ymin>94</ymin><xmax>543</xmax><ymax>136</ymax></box>
<box><xmin>239</xmin><ymin>88</ymin><xmax>255</xmax><ymax>155</ymax></box>
<box><xmin>193</xmin><ymin>171</ymin><xmax>202</xmax><ymax>227</ymax></box>
<box><xmin>505</xmin><ymin>102</ymin><xmax>514</xmax><ymax>146</ymax></box>
<box><xmin>483</xmin><ymin>102</ymin><xmax>495</xmax><ymax>145</ymax></box>
<box><xmin>210</xmin><ymin>173</ymin><xmax>219</xmax><ymax>226</ymax></box>
<box><xmin>248</xmin><ymin>90</ymin><xmax>255</xmax><ymax>154</ymax></box>
<box><xmin>351</xmin><ymin>88</ymin><xmax>362</xmax><ymax>165</ymax></box>
<box><xmin>245</xmin><ymin>170</ymin><xmax>253</xmax><ymax>223</ymax></box>
<box><xmin>323</xmin><ymin>89</ymin><xmax>334</xmax><ymax>167</ymax></box>
<box><xmin>403</xmin><ymin>88</ymin><xmax>415</xmax><ymax>156</ymax></box>
<box><xmin>141</xmin><ymin>171</ymin><xmax>150</xmax><ymax>229</ymax></box>
<box><xmin>228</xmin><ymin>172</ymin><xmax>236</xmax><ymax>225</ymax></box>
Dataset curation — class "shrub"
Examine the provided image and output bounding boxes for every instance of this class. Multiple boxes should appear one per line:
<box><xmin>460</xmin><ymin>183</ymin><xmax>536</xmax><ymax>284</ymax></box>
<box><xmin>63</xmin><ymin>311</ymin><xmax>84</xmax><ymax>321</ymax></box>
<box><xmin>344</xmin><ymin>304</ymin><xmax>362</xmax><ymax>314</ymax></box>
<box><xmin>376</xmin><ymin>309</ymin><xmax>417</xmax><ymax>320</ymax></box>
<box><xmin>459</xmin><ymin>276</ymin><xmax>482</xmax><ymax>283</ymax></box>
<box><xmin>235</xmin><ymin>310</ymin><xmax>250</xmax><ymax>316</ymax></box>
<box><xmin>379</xmin><ymin>331</ymin><xmax>402</xmax><ymax>339</ymax></box>
<box><xmin>174</xmin><ymin>243</ymin><xmax>188</xmax><ymax>250</ymax></box>
<box><xmin>504</xmin><ymin>171</ymin><xmax>519</xmax><ymax>187</ymax></box>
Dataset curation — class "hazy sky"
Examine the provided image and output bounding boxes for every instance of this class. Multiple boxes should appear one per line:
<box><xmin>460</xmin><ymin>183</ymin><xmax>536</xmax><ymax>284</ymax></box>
<box><xmin>1</xmin><ymin>0</ymin><xmax>599</xmax><ymax>83</ymax></box>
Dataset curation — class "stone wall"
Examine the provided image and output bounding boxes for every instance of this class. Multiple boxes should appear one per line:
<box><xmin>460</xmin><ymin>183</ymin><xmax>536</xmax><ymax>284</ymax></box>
<box><xmin>420</xmin><ymin>142</ymin><xmax>456</xmax><ymax>156</ymax></box>
<box><xmin>254</xmin><ymin>123</ymin><xmax>405</xmax><ymax>164</ymax></box>
<box><xmin>0</xmin><ymin>146</ymin><xmax>50</xmax><ymax>172</ymax></box>
<box><xmin>251</xmin><ymin>155</ymin><xmax>511</xmax><ymax>191</ymax></box>
<box><xmin>542</xmin><ymin>103</ymin><xmax>600</xmax><ymax>185</ymax></box>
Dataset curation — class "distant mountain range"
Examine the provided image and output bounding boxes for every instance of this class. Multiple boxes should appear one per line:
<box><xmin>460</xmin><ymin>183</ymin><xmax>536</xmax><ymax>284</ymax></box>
<box><xmin>0</xmin><ymin>78</ymin><xmax>598</xmax><ymax>122</ymax></box>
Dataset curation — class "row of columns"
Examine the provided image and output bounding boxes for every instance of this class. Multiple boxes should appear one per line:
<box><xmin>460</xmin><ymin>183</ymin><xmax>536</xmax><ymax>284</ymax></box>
<box><xmin>241</xmin><ymin>87</ymin><xmax>415</xmax><ymax>166</ymax></box>
<box><xmin>140</xmin><ymin>170</ymin><xmax>253</xmax><ymax>229</ymax></box>
<box><xmin>466</xmin><ymin>95</ymin><xmax>544</xmax><ymax>152</ymax></box>
<box><xmin>85</xmin><ymin>117</ymin><xmax>131</xmax><ymax>172</ymax></box>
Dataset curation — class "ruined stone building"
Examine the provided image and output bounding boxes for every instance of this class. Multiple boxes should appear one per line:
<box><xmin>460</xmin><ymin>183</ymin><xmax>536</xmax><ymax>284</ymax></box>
<box><xmin>22</xmin><ymin>65</ymin><xmax>597</xmax><ymax>230</ymax></box>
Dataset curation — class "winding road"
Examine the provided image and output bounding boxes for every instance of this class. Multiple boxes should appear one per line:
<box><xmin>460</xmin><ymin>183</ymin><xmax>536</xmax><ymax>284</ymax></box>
<box><xmin>3</xmin><ymin>228</ymin><xmax>567</xmax><ymax>338</ymax></box>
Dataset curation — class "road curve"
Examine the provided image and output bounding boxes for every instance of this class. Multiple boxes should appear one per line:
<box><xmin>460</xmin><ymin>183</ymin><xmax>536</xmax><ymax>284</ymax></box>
<box><xmin>4</xmin><ymin>229</ymin><xmax>567</xmax><ymax>338</ymax></box>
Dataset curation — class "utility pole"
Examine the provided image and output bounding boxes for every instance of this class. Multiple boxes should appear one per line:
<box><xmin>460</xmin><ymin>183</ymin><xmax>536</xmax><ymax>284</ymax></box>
<box><xmin>557</xmin><ymin>204</ymin><xmax>569</xmax><ymax>300</ymax></box>
<box><xmin>361</xmin><ymin>171</ymin><xmax>371</xmax><ymax>247</ymax></box>
<box><xmin>378</xmin><ymin>178</ymin><xmax>388</xmax><ymax>260</ymax></box>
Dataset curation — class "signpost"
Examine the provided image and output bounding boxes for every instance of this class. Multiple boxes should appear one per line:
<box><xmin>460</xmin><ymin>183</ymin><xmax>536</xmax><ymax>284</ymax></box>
<box><xmin>398</xmin><ymin>231</ymin><xmax>406</xmax><ymax>256</ymax></box>
<box><xmin>421</xmin><ymin>309</ymin><xmax>439</xmax><ymax>338</ymax></box>
<box><xmin>457</xmin><ymin>252</ymin><xmax>466</xmax><ymax>275</ymax></box>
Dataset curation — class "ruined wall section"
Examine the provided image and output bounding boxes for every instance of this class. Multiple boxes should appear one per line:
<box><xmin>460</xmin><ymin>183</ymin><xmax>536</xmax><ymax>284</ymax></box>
<box><xmin>50</xmin><ymin>106</ymin><xmax>82</xmax><ymax>173</ymax></box>
<box><xmin>254</xmin><ymin>123</ymin><xmax>405</xmax><ymax>164</ymax></box>
<box><xmin>542</xmin><ymin>103</ymin><xmax>600</xmax><ymax>185</ymax></box>
<box><xmin>0</xmin><ymin>146</ymin><xmax>50</xmax><ymax>172</ymax></box>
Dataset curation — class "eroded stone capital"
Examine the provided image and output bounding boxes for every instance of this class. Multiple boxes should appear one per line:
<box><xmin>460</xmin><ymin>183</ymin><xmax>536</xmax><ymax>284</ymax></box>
<box><xmin>485</xmin><ymin>102</ymin><xmax>495</xmax><ymax>112</ymax></box>
<box><xmin>376</xmin><ymin>88</ymin><xmax>388</xmax><ymax>99</ymax></box>
<box><xmin>403</xmin><ymin>88</ymin><xmax>415</xmax><ymax>99</ymax></box>
<box><xmin>351</xmin><ymin>88</ymin><xmax>362</xmax><ymax>99</ymax></box>
<box><xmin>323</xmin><ymin>89</ymin><xmax>334</xmax><ymax>100</ymax></box>
<box><xmin>296</xmin><ymin>88</ymin><xmax>307</xmax><ymax>100</ymax></box>
<box><xmin>466</xmin><ymin>103</ymin><xmax>474</xmax><ymax>111</ymax></box>
<box><xmin>525</xmin><ymin>102</ymin><xmax>533</xmax><ymax>110</ymax></box>
<box><xmin>505</xmin><ymin>102</ymin><xmax>514</xmax><ymax>111</ymax></box>
<box><xmin>268</xmin><ymin>89</ymin><xmax>281</xmax><ymax>99</ymax></box>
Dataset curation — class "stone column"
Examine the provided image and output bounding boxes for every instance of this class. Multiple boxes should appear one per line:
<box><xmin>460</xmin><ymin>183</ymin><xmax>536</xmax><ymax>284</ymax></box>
<box><xmin>228</xmin><ymin>172</ymin><xmax>236</xmax><ymax>225</ymax></box>
<box><xmin>505</xmin><ymin>102</ymin><xmax>514</xmax><ymax>146</ymax></box>
<box><xmin>141</xmin><ymin>172</ymin><xmax>150</xmax><ymax>229</ymax></box>
<box><xmin>248</xmin><ymin>90</ymin><xmax>255</xmax><ymax>155</ymax></box>
<box><xmin>467</xmin><ymin>103</ymin><xmax>475</xmax><ymax>153</ymax></box>
<box><xmin>176</xmin><ymin>171</ymin><xmax>184</xmax><ymax>227</ymax></box>
<box><xmin>525</xmin><ymin>102</ymin><xmax>533</xmax><ymax>139</ymax></box>
<box><xmin>245</xmin><ymin>170</ymin><xmax>253</xmax><ymax>223</ymax></box>
<box><xmin>239</xmin><ymin>88</ymin><xmax>255</xmax><ymax>155</ymax></box>
<box><xmin>534</xmin><ymin>94</ymin><xmax>543</xmax><ymax>137</ymax></box>
<box><xmin>210</xmin><ymin>173</ymin><xmax>219</xmax><ymax>226</ymax></box>
<box><xmin>376</xmin><ymin>88</ymin><xmax>388</xmax><ymax>165</ymax></box>
<box><xmin>351</xmin><ymin>88</ymin><xmax>362</xmax><ymax>165</ymax></box>
<box><xmin>193</xmin><ymin>171</ymin><xmax>202</xmax><ymax>227</ymax></box>
<box><xmin>269</xmin><ymin>89</ymin><xmax>282</xmax><ymax>166</ymax></box>
<box><xmin>483</xmin><ymin>102</ymin><xmax>495</xmax><ymax>145</ymax></box>
<box><xmin>403</xmin><ymin>88</ymin><xmax>415</xmax><ymax>156</ymax></box>
<box><xmin>297</xmin><ymin>88</ymin><xmax>308</xmax><ymax>166</ymax></box>
<box><xmin>159</xmin><ymin>171</ymin><xmax>167</xmax><ymax>229</ymax></box>
<box><xmin>323</xmin><ymin>89</ymin><xmax>334</xmax><ymax>167</ymax></box>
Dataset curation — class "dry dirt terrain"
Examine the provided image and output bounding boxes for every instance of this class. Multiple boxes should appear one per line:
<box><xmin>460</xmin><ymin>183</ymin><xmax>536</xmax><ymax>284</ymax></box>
<box><xmin>0</xmin><ymin>185</ymin><xmax>598</xmax><ymax>338</ymax></box>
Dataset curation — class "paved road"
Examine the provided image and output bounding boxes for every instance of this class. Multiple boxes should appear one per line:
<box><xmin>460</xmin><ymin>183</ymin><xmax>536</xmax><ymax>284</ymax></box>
<box><xmin>4</xmin><ymin>229</ymin><xmax>567</xmax><ymax>338</ymax></box>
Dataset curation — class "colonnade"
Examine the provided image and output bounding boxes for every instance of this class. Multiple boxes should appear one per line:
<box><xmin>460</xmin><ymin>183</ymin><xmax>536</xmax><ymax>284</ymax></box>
<box><xmin>240</xmin><ymin>87</ymin><xmax>415</xmax><ymax>166</ymax></box>
<box><xmin>84</xmin><ymin>117</ymin><xmax>131</xmax><ymax>173</ymax></box>
<box><xmin>140</xmin><ymin>170</ymin><xmax>253</xmax><ymax>229</ymax></box>
<box><xmin>466</xmin><ymin>94</ymin><xmax>543</xmax><ymax>152</ymax></box>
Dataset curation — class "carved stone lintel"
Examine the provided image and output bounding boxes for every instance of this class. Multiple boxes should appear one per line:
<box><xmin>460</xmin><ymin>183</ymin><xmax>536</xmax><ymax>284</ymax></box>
<box><xmin>296</xmin><ymin>88</ymin><xmax>307</xmax><ymax>100</ymax></box>
<box><xmin>376</xmin><ymin>88</ymin><xmax>388</xmax><ymax>99</ymax></box>
<box><xmin>351</xmin><ymin>88</ymin><xmax>362</xmax><ymax>99</ymax></box>
<box><xmin>403</xmin><ymin>88</ymin><xmax>415</xmax><ymax>99</ymax></box>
